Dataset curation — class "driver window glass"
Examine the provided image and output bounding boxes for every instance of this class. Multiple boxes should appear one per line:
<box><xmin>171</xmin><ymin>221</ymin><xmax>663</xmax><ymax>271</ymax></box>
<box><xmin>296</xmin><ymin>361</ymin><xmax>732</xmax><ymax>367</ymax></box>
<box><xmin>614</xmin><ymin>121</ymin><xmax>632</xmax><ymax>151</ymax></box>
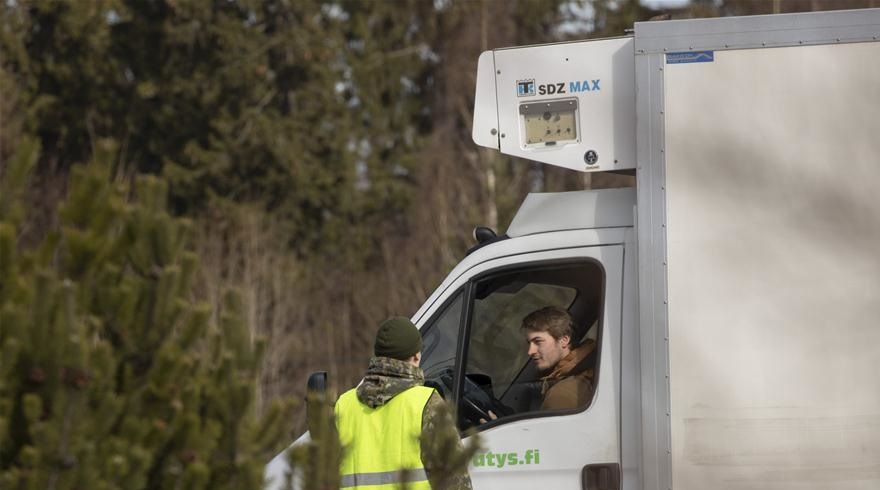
<box><xmin>420</xmin><ymin>292</ymin><xmax>463</xmax><ymax>380</ymax></box>
<box><xmin>458</xmin><ymin>262</ymin><xmax>603</xmax><ymax>430</ymax></box>
<box><xmin>469</xmin><ymin>283</ymin><xmax>575</xmax><ymax>398</ymax></box>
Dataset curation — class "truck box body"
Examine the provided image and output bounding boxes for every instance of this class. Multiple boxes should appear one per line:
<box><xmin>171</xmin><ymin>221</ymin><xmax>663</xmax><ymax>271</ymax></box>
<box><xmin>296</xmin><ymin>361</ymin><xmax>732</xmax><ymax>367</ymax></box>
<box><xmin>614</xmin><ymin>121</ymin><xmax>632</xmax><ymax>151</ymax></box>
<box><xmin>635</xmin><ymin>12</ymin><xmax>880</xmax><ymax>489</ymax></box>
<box><xmin>265</xmin><ymin>9</ymin><xmax>880</xmax><ymax>490</ymax></box>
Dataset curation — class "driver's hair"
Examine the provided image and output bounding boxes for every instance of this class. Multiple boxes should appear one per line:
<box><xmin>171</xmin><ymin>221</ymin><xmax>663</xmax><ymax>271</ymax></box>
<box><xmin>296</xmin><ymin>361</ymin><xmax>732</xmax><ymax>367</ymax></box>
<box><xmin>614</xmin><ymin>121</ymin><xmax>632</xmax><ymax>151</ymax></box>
<box><xmin>521</xmin><ymin>306</ymin><xmax>573</xmax><ymax>341</ymax></box>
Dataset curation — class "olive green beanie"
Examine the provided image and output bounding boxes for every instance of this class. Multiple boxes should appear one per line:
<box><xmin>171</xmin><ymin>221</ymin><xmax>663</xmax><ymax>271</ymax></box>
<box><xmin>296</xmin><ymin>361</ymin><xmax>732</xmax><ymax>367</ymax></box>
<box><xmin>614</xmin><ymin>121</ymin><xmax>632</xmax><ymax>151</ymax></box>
<box><xmin>374</xmin><ymin>316</ymin><xmax>422</xmax><ymax>360</ymax></box>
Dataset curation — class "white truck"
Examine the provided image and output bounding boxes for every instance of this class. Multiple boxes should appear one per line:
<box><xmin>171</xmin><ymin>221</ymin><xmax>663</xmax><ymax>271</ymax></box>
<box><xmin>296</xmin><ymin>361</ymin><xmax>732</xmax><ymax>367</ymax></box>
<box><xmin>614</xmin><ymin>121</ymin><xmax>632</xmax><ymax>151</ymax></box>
<box><xmin>267</xmin><ymin>8</ymin><xmax>880</xmax><ymax>490</ymax></box>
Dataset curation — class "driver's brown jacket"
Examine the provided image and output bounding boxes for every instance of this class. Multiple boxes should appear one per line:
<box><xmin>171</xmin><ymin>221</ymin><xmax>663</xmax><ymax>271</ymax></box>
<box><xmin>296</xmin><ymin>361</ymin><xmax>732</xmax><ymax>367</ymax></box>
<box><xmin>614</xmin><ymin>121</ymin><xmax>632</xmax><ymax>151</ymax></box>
<box><xmin>540</xmin><ymin>339</ymin><xmax>596</xmax><ymax>411</ymax></box>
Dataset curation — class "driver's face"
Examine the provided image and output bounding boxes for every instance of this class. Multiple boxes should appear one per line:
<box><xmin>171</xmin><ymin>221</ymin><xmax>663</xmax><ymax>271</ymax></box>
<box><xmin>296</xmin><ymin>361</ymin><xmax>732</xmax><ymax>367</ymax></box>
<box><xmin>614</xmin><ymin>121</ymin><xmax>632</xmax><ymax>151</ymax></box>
<box><xmin>526</xmin><ymin>330</ymin><xmax>570</xmax><ymax>373</ymax></box>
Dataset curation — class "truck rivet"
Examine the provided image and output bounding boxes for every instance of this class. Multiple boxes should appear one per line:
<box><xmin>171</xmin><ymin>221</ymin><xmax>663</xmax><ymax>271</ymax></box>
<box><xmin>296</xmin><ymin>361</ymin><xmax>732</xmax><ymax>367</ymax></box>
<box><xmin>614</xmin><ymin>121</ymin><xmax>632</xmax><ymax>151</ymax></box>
<box><xmin>500</xmin><ymin>133</ymin><xmax>506</xmax><ymax>138</ymax></box>
<box><xmin>490</xmin><ymin>129</ymin><xmax>497</xmax><ymax>135</ymax></box>
<box><xmin>496</xmin><ymin>70</ymin><xmax>501</xmax><ymax>74</ymax></box>
<box><xmin>762</xmin><ymin>42</ymin><xmax>766</xmax><ymax>46</ymax></box>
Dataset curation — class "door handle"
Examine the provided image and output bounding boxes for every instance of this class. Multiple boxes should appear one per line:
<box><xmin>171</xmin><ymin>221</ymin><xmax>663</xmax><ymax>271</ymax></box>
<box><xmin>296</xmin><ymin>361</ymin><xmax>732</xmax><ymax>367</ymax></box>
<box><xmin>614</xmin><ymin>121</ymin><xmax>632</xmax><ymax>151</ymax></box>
<box><xmin>582</xmin><ymin>463</ymin><xmax>620</xmax><ymax>490</ymax></box>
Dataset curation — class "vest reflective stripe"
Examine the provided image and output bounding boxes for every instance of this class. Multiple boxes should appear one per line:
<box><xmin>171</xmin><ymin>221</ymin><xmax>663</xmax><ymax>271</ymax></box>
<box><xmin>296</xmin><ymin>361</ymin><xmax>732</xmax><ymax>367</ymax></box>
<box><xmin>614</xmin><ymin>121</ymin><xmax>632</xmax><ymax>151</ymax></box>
<box><xmin>339</xmin><ymin>468</ymin><xmax>428</xmax><ymax>488</ymax></box>
<box><xmin>335</xmin><ymin>385</ymin><xmax>434</xmax><ymax>490</ymax></box>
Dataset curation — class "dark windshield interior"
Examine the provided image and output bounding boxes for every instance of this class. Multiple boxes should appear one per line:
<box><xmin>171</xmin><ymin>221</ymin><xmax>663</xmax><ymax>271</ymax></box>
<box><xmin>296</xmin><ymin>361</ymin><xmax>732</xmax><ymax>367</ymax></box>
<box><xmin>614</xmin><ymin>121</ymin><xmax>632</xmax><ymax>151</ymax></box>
<box><xmin>420</xmin><ymin>260</ymin><xmax>605</xmax><ymax>431</ymax></box>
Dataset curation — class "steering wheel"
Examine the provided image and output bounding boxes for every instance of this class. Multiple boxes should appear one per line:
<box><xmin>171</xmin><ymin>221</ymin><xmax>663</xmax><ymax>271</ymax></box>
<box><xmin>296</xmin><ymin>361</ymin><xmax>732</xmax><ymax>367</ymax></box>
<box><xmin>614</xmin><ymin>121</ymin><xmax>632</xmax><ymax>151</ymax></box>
<box><xmin>422</xmin><ymin>368</ymin><xmax>449</xmax><ymax>405</ymax></box>
<box><xmin>424</xmin><ymin>368</ymin><xmax>511</xmax><ymax>428</ymax></box>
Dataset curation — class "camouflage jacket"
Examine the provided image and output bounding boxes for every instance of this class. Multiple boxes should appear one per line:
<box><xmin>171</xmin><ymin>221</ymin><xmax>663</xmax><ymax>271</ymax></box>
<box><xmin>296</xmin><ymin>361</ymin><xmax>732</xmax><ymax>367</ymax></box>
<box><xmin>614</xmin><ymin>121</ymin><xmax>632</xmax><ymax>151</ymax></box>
<box><xmin>356</xmin><ymin>356</ymin><xmax>473</xmax><ymax>490</ymax></box>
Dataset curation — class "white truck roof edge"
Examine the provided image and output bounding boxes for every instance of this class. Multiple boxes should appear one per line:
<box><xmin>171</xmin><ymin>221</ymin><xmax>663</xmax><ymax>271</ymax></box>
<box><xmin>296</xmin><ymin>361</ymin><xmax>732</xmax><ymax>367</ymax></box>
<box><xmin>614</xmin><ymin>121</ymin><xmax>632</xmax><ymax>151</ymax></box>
<box><xmin>634</xmin><ymin>7</ymin><xmax>880</xmax><ymax>54</ymax></box>
<box><xmin>507</xmin><ymin>187</ymin><xmax>636</xmax><ymax>238</ymax></box>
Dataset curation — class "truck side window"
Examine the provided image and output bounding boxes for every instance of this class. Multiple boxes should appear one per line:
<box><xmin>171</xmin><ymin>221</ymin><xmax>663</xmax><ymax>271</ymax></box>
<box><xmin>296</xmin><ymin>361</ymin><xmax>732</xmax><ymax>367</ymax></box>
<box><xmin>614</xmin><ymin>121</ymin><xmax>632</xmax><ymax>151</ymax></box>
<box><xmin>458</xmin><ymin>262</ymin><xmax>603</xmax><ymax>430</ymax></box>
<box><xmin>420</xmin><ymin>292</ymin><xmax>463</xmax><ymax>399</ymax></box>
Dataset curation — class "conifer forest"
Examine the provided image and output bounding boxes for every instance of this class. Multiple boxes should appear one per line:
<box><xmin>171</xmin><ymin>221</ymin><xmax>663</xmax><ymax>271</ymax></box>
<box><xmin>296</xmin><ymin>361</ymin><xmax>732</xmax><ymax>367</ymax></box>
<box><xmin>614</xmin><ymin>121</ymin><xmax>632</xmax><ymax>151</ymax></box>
<box><xmin>1</xmin><ymin>0</ymin><xmax>876</xmax><ymax>488</ymax></box>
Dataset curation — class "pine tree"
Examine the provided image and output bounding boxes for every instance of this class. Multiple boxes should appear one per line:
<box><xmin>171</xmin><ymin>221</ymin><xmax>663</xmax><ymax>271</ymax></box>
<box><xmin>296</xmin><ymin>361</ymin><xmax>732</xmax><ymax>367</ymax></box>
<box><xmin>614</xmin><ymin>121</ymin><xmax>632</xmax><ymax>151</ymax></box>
<box><xmin>0</xmin><ymin>140</ymin><xmax>295</xmax><ymax>489</ymax></box>
<box><xmin>284</xmin><ymin>394</ymin><xmax>343</xmax><ymax>490</ymax></box>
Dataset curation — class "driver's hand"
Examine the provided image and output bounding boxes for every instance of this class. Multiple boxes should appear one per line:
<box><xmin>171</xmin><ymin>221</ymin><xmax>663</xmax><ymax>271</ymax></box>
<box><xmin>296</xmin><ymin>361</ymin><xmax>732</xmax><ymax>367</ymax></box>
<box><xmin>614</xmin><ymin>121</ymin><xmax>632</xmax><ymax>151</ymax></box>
<box><xmin>479</xmin><ymin>410</ymin><xmax>498</xmax><ymax>424</ymax></box>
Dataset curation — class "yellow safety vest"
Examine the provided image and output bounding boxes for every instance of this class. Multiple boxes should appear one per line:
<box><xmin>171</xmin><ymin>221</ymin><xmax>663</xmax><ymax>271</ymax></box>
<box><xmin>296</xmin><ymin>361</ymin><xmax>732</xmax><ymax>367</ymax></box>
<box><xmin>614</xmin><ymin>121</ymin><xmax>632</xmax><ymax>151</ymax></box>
<box><xmin>335</xmin><ymin>385</ymin><xmax>435</xmax><ymax>489</ymax></box>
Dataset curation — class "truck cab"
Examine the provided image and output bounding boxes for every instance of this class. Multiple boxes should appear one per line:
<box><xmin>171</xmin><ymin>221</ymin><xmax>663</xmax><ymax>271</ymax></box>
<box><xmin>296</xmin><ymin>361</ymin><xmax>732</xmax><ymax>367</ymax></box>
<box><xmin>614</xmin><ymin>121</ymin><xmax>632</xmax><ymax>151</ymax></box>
<box><xmin>415</xmin><ymin>188</ymin><xmax>638</xmax><ymax>489</ymax></box>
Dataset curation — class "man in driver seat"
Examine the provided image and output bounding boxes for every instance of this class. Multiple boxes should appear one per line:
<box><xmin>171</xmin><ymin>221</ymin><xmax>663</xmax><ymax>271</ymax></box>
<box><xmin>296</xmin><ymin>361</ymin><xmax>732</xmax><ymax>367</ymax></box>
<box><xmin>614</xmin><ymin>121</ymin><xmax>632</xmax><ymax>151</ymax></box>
<box><xmin>522</xmin><ymin>306</ymin><xmax>596</xmax><ymax>411</ymax></box>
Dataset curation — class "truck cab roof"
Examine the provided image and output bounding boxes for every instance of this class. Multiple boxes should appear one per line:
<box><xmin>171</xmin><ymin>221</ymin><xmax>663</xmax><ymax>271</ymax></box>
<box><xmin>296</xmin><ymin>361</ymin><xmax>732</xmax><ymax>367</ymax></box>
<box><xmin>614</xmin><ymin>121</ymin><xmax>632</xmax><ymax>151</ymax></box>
<box><xmin>507</xmin><ymin>187</ymin><xmax>635</xmax><ymax>238</ymax></box>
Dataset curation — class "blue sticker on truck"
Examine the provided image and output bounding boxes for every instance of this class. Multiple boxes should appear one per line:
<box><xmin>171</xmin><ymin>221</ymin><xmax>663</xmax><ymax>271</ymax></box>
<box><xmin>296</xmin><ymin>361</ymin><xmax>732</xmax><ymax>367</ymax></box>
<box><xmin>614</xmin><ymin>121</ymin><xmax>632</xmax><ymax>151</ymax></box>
<box><xmin>666</xmin><ymin>51</ymin><xmax>714</xmax><ymax>64</ymax></box>
<box><xmin>517</xmin><ymin>79</ymin><xmax>536</xmax><ymax>97</ymax></box>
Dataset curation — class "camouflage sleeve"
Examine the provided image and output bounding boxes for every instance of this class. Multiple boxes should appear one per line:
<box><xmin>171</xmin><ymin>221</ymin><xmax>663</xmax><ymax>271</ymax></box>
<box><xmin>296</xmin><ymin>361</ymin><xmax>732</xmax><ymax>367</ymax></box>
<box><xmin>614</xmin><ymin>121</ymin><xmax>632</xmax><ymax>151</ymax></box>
<box><xmin>421</xmin><ymin>392</ymin><xmax>474</xmax><ymax>490</ymax></box>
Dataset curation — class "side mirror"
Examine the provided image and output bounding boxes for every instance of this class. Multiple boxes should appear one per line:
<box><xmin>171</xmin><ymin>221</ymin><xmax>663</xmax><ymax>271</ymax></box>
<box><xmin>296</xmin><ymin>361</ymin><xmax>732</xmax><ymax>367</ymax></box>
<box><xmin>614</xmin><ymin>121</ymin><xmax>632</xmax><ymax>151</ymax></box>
<box><xmin>307</xmin><ymin>371</ymin><xmax>328</xmax><ymax>395</ymax></box>
<box><xmin>472</xmin><ymin>226</ymin><xmax>497</xmax><ymax>244</ymax></box>
<box><xmin>306</xmin><ymin>371</ymin><xmax>332</xmax><ymax>438</ymax></box>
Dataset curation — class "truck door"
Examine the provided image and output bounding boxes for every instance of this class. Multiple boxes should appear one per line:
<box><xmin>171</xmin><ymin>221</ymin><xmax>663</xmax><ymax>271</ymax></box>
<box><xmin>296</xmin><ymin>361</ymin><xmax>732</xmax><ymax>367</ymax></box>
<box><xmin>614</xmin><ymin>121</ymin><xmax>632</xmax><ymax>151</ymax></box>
<box><xmin>419</xmin><ymin>245</ymin><xmax>623</xmax><ymax>490</ymax></box>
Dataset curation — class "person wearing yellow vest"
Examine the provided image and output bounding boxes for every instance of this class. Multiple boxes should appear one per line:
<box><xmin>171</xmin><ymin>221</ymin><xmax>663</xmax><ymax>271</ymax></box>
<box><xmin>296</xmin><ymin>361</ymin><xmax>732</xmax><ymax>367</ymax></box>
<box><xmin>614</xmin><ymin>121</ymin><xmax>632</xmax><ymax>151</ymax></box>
<box><xmin>335</xmin><ymin>316</ymin><xmax>473</xmax><ymax>490</ymax></box>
